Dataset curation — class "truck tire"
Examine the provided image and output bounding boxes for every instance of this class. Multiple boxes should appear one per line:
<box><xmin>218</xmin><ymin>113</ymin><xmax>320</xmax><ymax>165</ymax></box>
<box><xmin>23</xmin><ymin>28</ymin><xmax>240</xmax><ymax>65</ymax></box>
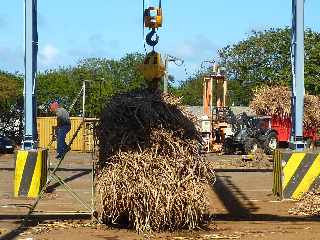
<box><xmin>264</xmin><ymin>132</ymin><xmax>278</xmax><ymax>155</ymax></box>
<box><xmin>244</xmin><ymin>138</ymin><xmax>259</xmax><ymax>154</ymax></box>
<box><xmin>306</xmin><ymin>138</ymin><xmax>315</xmax><ymax>149</ymax></box>
<box><xmin>223</xmin><ymin>138</ymin><xmax>236</xmax><ymax>155</ymax></box>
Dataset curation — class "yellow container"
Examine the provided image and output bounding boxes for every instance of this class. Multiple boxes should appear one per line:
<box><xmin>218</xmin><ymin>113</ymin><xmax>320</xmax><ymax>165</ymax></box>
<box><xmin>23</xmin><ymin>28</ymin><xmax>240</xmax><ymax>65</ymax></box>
<box><xmin>37</xmin><ymin>117</ymin><xmax>98</xmax><ymax>152</ymax></box>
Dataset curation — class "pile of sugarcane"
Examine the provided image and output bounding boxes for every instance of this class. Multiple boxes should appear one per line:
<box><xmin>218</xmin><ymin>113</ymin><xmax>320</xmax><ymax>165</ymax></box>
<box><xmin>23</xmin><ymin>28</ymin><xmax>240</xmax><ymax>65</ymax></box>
<box><xmin>250</xmin><ymin>86</ymin><xmax>320</xmax><ymax>129</ymax></box>
<box><xmin>96</xmin><ymin>89</ymin><xmax>213</xmax><ymax>232</ymax></box>
<box><xmin>289</xmin><ymin>188</ymin><xmax>320</xmax><ymax>216</ymax></box>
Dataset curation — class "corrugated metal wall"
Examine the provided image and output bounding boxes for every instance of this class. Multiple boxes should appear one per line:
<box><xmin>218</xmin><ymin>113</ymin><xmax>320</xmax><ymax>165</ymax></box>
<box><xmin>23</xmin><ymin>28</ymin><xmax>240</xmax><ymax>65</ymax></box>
<box><xmin>37</xmin><ymin>117</ymin><xmax>97</xmax><ymax>152</ymax></box>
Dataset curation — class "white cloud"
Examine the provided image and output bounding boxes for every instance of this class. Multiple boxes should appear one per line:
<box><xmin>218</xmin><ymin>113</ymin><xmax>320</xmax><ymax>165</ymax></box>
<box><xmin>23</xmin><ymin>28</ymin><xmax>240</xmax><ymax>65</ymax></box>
<box><xmin>165</xmin><ymin>35</ymin><xmax>221</xmax><ymax>82</ymax></box>
<box><xmin>0</xmin><ymin>16</ymin><xmax>6</xmax><ymax>29</ymax></box>
<box><xmin>172</xmin><ymin>35</ymin><xmax>220</xmax><ymax>62</ymax></box>
<box><xmin>38</xmin><ymin>13</ymin><xmax>48</xmax><ymax>29</ymax></box>
<box><xmin>89</xmin><ymin>34</ymin><xmax>106</xmax><ymax>47</ymax></box>
<box><xmin>0</xmin><ymin>45</ymin><xmax>24</xmax><ymax>72</ymax></box>
<box><xmin>39</xmin><ymin>44</ymin><xmax>59</xmax><ymax>65</ymax></box>
<box><xmin>68</xmin><ymin>34</ymin><xmax>120</xmax><ymax>59</ymax></box>
<box><xmin>175</xmin><ymin>42</ymin><xmax>195</xmax><ymax>58</ymax></box>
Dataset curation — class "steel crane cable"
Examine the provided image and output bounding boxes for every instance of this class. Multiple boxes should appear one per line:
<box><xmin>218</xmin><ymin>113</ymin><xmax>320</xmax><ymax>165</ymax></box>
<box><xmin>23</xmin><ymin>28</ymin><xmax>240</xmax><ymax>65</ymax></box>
<box><xmin>166</xmin><ymin>54</ymin><xmax>190</xmax><ymax>82</ymax></box>
<box><xmin>143</xmin><ymin>0</ymin><xmax>147</xmax><ymax>54</ymax></box>
<box><xmin>167</xmin><ymin>54</ymin><xmax>184</xmax><ymax>66</ymax></box>
<box><xmin>169</xmin><ymin>55</ymin><xmax>190</xmax><ymax>79</ymax></box>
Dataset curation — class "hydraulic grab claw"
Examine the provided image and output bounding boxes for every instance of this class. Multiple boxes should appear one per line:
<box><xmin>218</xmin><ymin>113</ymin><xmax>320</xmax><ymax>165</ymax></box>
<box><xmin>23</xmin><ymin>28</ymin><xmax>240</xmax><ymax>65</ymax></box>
<box><xmin>139</xmin><ymin>51</ymin><xmax>165</xmax><ymax>90</ymax></box>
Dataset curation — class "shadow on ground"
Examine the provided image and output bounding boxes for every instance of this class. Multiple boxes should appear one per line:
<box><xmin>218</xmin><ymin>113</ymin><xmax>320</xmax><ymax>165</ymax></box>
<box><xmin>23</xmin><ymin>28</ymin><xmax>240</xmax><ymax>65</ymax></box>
<box><xmin>211</xmin><ymin>174</ymin><xmax>319</xmax><ymax>222</ymax></box>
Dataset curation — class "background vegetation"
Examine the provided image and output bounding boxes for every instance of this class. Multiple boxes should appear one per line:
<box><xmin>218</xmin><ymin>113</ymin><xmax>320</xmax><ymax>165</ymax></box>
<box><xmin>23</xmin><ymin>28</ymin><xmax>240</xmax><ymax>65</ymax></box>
<box><xmin>1</xmin><ymin>27</ymin><xmax>320</xmax><ymax>142</ymax></box>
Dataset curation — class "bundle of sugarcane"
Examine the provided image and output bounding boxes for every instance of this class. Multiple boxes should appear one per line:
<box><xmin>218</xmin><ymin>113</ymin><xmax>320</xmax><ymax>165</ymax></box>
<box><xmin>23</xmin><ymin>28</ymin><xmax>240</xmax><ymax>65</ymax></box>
<box><xmin>96</xmin><ymin>89</ymin><xmax>213</xmax><ymax>232</ymax></box>
<box><xmin>250</xmin><ymin>86</ymin><xmax>320</xmax><ymax>129</ymax></box>
<box><xmin>304</xmin><ymin>95</ymin><xmax>320</xmax><ymax>129</ymax></box>
<box><xmin>288</xmin><ymin>188</ymin><xmax>320</xmax><ymax>216</ymax></box>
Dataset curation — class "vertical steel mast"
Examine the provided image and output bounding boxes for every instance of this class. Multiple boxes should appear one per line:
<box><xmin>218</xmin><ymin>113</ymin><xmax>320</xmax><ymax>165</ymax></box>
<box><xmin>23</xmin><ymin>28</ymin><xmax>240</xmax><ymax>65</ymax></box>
<box><xmin>14</xmin><ymin>0</ymin><xmax>46</xmax><ymax>199</ymax></box>
<box><xmin>290</xmin><ymin>0</ymin><xmax>305</xmax><ymax>150</ymax></box>
<box><xmin>23</xmin><ymin>0</ymin><xmax>38</xmax><ymax>149</ymax></box>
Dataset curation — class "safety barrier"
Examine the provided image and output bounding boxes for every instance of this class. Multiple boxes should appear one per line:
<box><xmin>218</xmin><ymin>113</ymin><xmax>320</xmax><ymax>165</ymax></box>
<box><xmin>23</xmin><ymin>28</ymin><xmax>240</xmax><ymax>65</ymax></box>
<box><xmin>14</xmin><ymin>148</ymin><xmax>48</xmax><ymax>198</ymax></box>
<box><xmin>273</xmin><ymin>149</ymin><xmax>320</xmax><ymax>200</ymax></box>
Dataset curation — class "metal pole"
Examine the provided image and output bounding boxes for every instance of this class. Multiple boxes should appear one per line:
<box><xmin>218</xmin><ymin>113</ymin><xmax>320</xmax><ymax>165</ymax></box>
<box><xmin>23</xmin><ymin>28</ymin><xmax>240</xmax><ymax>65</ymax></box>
<box><xmin>163</xmin><ymin>55</ymin><xmax>168</xmax><ymax>94</ymax></box>
<box><xmin>23</xmin><ymin>0</ymin><xmax>38</xmax><ymax>149</ymax></box>
<box><xmin>99</xmin><ymin>78</ymin><xmax>102</xmax><ymax>112</ymax></box>
<box><xmin>290</xmin><ymin>0</ymin><xmax>305</xmax><ymax>150</ymax></box>
<box><xmin>82</xmin><ymin>81</ymin><xmax>86</xmax><ymax>152</ymax></box>
<box><xmin>82</xmin><ymin>81</ymin><xmax>86</xmax><ymax>119</ymax></box>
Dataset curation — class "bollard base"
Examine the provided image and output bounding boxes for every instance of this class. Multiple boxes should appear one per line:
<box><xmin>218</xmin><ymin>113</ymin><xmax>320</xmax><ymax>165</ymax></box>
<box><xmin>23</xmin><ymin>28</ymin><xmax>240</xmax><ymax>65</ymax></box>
<box><xmin>273</xmin><ymin>149</ymin><xmax>320</xmax><ymax>200</ymax></box>
<box><xmin>14</xmin><ymin>148</ymin><xmax>48</xmax><ymax>198</ymax></box>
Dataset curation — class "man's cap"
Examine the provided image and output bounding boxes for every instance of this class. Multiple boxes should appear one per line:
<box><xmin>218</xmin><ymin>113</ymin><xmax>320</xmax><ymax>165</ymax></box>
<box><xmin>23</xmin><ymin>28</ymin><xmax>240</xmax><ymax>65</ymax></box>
<box><xmin>49</xmin><ymin>101</ymin><xmax>59</xmax><ymax>111</ymax></box>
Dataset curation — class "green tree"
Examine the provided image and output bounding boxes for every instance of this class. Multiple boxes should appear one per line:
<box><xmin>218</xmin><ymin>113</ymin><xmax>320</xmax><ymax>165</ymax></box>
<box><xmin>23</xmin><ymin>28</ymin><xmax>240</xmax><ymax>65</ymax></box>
<box><xmin>173</xmin><ymin>71</ymin><xmax>205</xmax><ymax>105</ymax></box>
<box><xmin>0</xmin><ymin>71</ymin><xmax>23</xmax><ymax>142</ymax></box>
<box><xmin>0</xmin><ymin>71</ymin><xmax>23</xmax><ymax>102</ymax></box>
<box><xmin>218</xmin><ymin>27</ymin><xmax>320</xmax><ymax>105</ymax></box>
<box><xmin>37</xmin><ymin>53</ymin><xmax>145</xmax><ymax>117</ymax></box>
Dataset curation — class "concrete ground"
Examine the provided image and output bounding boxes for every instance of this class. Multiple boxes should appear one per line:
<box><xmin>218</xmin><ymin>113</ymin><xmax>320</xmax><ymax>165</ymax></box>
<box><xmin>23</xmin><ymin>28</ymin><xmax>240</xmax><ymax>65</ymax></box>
<box><xmin>0</xmin><ymin>152</ymin><xmax>319</xmax><ymax>240</ymax></box>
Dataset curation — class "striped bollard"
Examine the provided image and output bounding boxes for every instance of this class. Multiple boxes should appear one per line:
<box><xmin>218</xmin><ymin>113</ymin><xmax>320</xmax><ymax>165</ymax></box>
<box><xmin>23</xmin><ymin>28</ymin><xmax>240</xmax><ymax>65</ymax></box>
<box><xmin>14</xmin><ymin>148</ymin><xmax>48</xmax><ymax>198</ymax></box>
<box><xmin>273</xmin><ymin>149</ymin><xmax>320</xmax><ymax>200</ymax></box>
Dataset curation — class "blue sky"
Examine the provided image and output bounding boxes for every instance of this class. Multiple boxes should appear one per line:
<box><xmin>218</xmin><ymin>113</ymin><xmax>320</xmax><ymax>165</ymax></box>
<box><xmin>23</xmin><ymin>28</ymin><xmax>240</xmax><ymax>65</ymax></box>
<box><xmin>0</xmin><ymin>0</ymin><xmax>319</xmax><ymax>82</ymax></box>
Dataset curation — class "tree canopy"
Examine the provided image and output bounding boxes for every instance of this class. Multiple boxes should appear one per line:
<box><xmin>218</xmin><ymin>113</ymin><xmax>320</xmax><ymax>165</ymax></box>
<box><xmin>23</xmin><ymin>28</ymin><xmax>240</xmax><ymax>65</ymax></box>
<box><xmin>0</xmin><ymin>71</ymin><xmax>23</xmax><ymax>142</ymax></box>
<box><xmin>0</xmin><ymin>71</ymin><xmax>23</xmax><ymax>102</ymax></box>
<box><xmin>0</xmin><ymin>53</ymin><xmax>145</xmax><ymax>142</ymax></box>
<box><xmin>176</xmin><ymin>27</ymin><xmax>320</xmax><ymax>106</ymax></box>
<box><xmin>219</xmin><ymin>27</ymin><xmax>320</xmax><ymax>105</ymax></box>
<box><xmin>172</xmin><ymin>71</ymin><xmax>206</xmax><ymax>106</ymax></box>
<box><xmin>1</xmin><ymin>27</ymin><xmax>320</xmax><ymax>143</ymax></box>
<box><xmin>37</xmin><ymin>53</ymin><xmax>145</xmax><ymax>116</ymax></box>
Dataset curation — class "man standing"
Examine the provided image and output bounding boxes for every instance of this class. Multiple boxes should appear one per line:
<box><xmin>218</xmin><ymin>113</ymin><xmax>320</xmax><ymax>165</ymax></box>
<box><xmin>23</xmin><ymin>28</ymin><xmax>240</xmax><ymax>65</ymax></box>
<box><xmin>49</xmin><ymin>101</ymin><xmax>71</xmax><ymax>159</ymax></box>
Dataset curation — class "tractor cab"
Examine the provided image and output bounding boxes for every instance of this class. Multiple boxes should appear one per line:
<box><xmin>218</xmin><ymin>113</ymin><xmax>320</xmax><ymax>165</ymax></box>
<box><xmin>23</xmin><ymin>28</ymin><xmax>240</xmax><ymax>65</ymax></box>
<box><xmin>224</xmin><ymin>113</ymin><xmax>278</xmax><ymax>155</ymax></box>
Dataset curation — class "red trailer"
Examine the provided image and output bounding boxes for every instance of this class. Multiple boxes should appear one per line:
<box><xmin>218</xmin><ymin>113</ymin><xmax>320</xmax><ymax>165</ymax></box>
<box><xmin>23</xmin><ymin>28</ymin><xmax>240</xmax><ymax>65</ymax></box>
<box><xmin>271</xmin><ymin>116</ymin><xmax>319</xmax><ymax>143</ymax></box>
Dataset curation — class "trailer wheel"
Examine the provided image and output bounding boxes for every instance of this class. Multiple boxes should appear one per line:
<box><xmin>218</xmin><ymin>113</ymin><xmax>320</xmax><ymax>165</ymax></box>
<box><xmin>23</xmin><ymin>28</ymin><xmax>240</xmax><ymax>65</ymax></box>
<box><xmin>244</xmin><ymin>138</ymin><xmax>259</xmax><ymax>155</ymax></box>
<box><xmin>264</xmin><ymin>132</ymin><xmax>278</xmax><ymax>155</ymax></box>
<box><xmin>306</xmin><ymin>138</ymin><xmax>315</xmax><ymax>149</ymax></box>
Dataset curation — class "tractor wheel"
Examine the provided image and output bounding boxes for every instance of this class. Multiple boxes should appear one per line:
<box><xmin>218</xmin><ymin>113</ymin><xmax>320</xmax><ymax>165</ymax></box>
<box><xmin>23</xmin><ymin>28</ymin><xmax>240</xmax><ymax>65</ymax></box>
<box><xmin>264</xmin><ymin>132</ymin><xmax>278</xmax><ymax>155</ymax></box>
<box><xmin>223</xmin><ymin>138</ymin><xmax>236</xmax><ymax>155</ymax></box>
<box><xmin>243</xmin><ymin>138</ymin><xmax>259</xmax><ymax>155</ymax></box>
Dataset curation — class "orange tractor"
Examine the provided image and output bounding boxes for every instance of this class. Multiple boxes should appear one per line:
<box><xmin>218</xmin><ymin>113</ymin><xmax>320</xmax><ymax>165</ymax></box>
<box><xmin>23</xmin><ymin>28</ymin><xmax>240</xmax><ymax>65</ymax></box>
<box><xmin>200</xmin><ymin>64</ymin><xmax>278</xmax><ymax>155</ymax></box>
<box><xmin>201</xmin><ymin>63</ymin><xmax>230</xmax><ymax>152</ymax></box>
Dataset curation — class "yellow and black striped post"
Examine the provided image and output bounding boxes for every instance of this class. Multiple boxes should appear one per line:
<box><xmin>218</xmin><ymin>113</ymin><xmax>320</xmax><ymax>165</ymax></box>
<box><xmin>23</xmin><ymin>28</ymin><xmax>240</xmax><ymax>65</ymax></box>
<box><xmin>273</xmin><ymin>149</ymin><xmax>320</xmax><ymax>200</ymax></box>
<box><xmin>14</xmin><ymin>148</ymin><xmax>48</xmax><ymax>198</ymax></box>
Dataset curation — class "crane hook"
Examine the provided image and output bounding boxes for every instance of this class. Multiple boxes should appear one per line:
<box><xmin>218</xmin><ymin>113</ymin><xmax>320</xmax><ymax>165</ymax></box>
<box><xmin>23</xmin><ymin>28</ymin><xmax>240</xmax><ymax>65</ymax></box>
<box><xmin>146</xmin><ymin>29</ymin><xmax>159</xmax><ymax>47</ymax></box>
